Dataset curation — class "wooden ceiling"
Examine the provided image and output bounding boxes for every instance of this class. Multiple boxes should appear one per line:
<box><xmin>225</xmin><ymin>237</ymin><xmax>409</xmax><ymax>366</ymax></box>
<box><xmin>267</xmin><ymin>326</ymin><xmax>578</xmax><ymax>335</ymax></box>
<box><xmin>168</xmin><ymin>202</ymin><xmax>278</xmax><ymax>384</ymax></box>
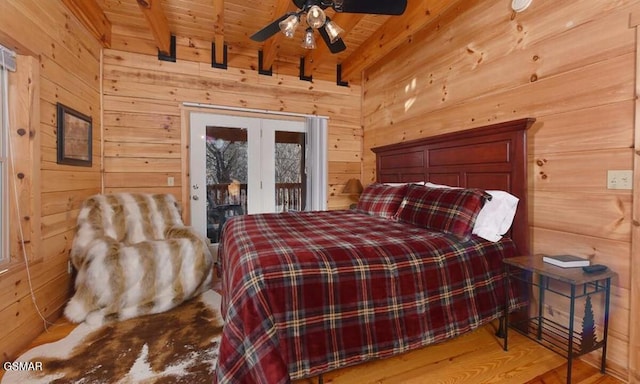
<box><xmin>61</xmin><ymin>0</ymin><xmax>458</xmax><ymax>83</ymax></box>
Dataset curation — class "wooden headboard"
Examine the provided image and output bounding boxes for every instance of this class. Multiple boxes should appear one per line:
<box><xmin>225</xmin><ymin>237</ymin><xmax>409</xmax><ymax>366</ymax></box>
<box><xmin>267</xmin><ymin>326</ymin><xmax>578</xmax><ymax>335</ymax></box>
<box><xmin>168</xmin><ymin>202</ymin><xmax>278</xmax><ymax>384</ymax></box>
<box><xmin>372</xmin><ymin>118</ymin><xmax>535</xmax><ymax>255</ymax></box>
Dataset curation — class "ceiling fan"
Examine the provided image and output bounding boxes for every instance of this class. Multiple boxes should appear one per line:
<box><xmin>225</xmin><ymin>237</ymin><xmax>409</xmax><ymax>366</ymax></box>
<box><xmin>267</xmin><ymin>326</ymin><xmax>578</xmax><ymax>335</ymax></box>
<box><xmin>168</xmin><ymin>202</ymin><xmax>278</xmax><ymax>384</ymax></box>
<box><xmin>250</xmin><ymin>0</ymin><xmax>408</xmax><ymax>54</ymax></box>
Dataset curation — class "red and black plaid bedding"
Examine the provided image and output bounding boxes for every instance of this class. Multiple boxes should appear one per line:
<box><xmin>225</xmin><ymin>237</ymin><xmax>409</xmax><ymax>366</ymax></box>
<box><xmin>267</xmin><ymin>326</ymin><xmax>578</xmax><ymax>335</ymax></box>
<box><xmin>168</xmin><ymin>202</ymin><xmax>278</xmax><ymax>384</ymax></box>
<box><xmin>216</xmin><ymin>210</ymin><xmax>524</xmax><ymax>384</ymax></box>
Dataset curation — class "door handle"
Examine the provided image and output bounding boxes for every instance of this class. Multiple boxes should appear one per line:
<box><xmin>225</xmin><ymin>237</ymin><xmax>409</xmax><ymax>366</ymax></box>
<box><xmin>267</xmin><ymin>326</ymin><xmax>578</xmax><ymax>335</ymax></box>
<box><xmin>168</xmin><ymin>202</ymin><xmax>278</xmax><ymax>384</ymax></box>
<box><xmin>192</xmin><ymin>195</ymin><xmax>199</xmax><ymax>200</ymax></box>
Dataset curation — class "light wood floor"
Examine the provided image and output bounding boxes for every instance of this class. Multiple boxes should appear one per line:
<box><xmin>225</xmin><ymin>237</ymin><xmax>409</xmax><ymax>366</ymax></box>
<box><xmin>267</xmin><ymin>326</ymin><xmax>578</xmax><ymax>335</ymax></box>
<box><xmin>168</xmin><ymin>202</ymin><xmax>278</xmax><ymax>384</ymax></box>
<box><xmin>294</xmin><ymin>321</ymin><xmax>624</xmax><ymax>384</ymax></box>
<box><xmin>14</xmin><ymin>316</ymin><xmax>624</xmax><ymax>384</ymax></box>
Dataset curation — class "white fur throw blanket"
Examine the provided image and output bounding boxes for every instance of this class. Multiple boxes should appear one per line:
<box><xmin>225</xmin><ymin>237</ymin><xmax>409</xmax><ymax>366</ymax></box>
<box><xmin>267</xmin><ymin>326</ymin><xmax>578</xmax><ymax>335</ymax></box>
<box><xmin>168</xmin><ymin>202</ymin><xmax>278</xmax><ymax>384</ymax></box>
<box><xmin>65</xmin><ymin>193</ymin><xmax>213</xmax><ymax>325</ymax></box>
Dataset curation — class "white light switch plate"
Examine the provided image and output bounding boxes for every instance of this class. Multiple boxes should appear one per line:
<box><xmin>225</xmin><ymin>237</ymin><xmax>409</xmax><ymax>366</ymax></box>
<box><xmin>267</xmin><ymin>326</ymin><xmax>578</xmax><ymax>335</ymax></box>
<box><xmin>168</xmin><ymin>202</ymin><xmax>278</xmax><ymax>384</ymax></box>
<box><xmin>167</xmin><ymin>176</ymin><xmax>175</xmax><ymax>186</ymax></box>
<box><xmin>607</xmin><ymin>170</ymin><xmax>632</xmax><ymax>190</ymax></box>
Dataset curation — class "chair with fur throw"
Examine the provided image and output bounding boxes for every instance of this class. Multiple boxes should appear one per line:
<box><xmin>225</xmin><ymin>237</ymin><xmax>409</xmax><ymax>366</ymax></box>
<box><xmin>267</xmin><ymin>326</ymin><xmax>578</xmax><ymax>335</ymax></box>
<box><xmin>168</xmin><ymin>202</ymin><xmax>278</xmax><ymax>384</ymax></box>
<box><xmin>64</xmin><ymin>193</ymin><xmax>213</xmax><ymax>325</ymax></box>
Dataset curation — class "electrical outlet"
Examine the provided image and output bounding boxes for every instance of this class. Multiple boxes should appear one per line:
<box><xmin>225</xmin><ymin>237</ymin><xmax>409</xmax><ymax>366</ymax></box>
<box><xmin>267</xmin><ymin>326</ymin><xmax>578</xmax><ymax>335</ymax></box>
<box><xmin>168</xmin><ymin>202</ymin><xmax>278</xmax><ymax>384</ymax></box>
<box><xmin>607</xmin><ymin>170</ymin><xmax>632</xmax><ymax>190</ymax></box>
<box><xmin>167</xmin><ymin>176</ymin><xmax>175</xmax><ymax>186</ymax></box>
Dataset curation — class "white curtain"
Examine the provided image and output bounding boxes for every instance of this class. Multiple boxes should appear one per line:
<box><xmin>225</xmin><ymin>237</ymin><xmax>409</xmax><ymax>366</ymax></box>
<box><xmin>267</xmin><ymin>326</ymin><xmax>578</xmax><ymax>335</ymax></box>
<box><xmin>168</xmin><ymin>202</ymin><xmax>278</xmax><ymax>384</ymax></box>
<box><xmin>305</xmin><ymin>116</ymin><xmax>328</xmax><ymax>211</ymax></box>
<box><xmin>0</xmin><ymin>44</ymin><xmax>15</xmax><ymax>262</ymax></box>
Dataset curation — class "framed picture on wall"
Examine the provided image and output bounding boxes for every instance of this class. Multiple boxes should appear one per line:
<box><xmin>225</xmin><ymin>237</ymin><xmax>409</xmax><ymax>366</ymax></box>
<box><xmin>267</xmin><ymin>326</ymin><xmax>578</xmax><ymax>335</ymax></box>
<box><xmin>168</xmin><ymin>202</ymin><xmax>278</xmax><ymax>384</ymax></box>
<box><xmin>56</xmin><ymin>103</ymin><xmax>92</xmax><ymax>167</ymax></box>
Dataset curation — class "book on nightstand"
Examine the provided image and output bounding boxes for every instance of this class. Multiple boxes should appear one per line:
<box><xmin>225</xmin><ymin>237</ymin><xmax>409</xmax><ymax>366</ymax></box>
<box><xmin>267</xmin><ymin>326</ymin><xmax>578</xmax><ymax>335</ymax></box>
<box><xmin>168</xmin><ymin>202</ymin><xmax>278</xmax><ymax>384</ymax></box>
<box><xmin>542</xmin><ymin>254</ymin><xmax>590</xmax><ymax>268</ymax></box>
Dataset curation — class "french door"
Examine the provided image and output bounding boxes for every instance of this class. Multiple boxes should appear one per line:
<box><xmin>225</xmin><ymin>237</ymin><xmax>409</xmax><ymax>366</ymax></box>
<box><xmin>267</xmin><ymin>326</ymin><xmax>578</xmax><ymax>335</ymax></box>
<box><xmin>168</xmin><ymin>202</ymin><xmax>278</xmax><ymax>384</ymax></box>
<box><xmin>189</xmin><ymin>112</ymin><xmax>306</xmax><ymax>242</ymax></box>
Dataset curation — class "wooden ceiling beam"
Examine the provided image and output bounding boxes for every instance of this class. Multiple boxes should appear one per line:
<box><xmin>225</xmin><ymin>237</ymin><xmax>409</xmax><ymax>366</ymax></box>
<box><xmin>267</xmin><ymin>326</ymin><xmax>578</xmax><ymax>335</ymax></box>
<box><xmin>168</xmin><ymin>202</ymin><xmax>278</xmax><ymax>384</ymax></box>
<box><xmin>213</xmin><ymin>0</ymin><xmax>225</xmax><ymax>62</ymax></box>
<box><xmin>61</xmin><ymin>0</ymin><xmax>112</xmax><ymax>48</ymax></box>
<box><xmin>136</xmin><ymin>0</ymin><xmax>172</xmax><ymax>55</ymax></box>
<box><xmin>340</xmin><ymin>0</ymin><xmax>465</xmax><ymax>82</ymax></box>
<box><xmin>302</xmin><ymin>13</ymin><xmax>364</xmax><ymax>79</ymax></box>
<box><xmin>261</xmin><ymin>0</ymin><xmax>297</xmax><ymax>71</ymax></box>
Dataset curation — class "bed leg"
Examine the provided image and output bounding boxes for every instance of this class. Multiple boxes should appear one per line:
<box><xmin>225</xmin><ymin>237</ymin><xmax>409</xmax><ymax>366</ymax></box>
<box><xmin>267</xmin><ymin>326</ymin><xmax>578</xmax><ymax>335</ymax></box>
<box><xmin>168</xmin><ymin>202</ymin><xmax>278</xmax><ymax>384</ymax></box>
<box><xmin>495</xmin><ymin>316</ymin><xmax>506</xmax><ymax>338</ymax></box>
<box><xmin>318</xmin><ymin>373</ymin><xmax>323</xmax><ymax>384</ymax></box>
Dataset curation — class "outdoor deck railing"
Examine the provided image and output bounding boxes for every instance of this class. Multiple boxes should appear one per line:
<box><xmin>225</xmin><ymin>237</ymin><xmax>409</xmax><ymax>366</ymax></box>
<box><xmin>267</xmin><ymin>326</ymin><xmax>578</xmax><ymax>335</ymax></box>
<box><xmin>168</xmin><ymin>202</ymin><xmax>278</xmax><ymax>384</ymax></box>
<box><xmin>207</xmin><ymin>182</ymin><xmax>304</xmax><ymax>213</ymax></box>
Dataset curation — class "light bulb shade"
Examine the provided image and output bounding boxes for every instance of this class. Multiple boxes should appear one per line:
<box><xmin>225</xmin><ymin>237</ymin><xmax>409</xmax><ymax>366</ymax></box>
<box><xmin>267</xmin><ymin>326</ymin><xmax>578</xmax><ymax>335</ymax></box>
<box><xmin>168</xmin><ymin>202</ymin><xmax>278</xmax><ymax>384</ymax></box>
<box><xmin>324</xmin><ymin>20</ymin><xmax>344</xmax><ymax>43</ymax></box>
<box><xmin>306</xmin><ymin>5</ymin><xmax>326</xmax><ymax>29</ymax></box>
<box><xmin>279</xmin><ymin>14</ymin><xmax>299</xmax><ymax>38</ymax></box>
<box><xmin>343</xmin><ymin>178</ymin><xmax>363</xmax><ymax>194</ymax></box>
<box><xmin>301</xmin><ymin>28</ymin><xmax>316</xmax><ymax>49</ymax></box>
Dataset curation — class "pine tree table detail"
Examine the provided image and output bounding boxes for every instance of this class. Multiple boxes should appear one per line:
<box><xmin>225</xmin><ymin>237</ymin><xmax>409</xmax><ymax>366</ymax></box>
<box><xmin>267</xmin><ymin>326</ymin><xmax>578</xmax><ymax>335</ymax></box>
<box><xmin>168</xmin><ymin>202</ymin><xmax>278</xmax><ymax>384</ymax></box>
<box><xmin>503</xmin><ymin>255</ymin><xmax>615</xmax><ymax>384</ymax></box>
<box><xmin>580</xmin><ymin>295</ymin><xmax>604</xmax><ymax>353</ymax></box>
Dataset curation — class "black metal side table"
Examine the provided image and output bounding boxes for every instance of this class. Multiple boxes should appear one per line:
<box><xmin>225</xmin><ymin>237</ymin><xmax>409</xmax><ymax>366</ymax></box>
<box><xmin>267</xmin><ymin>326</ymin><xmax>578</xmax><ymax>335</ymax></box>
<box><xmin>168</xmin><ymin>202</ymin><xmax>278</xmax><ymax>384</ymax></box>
<box><xmin>503</xmin><ymin>255</ymin><xmax>615</xmax><ymax>383</ymax></box>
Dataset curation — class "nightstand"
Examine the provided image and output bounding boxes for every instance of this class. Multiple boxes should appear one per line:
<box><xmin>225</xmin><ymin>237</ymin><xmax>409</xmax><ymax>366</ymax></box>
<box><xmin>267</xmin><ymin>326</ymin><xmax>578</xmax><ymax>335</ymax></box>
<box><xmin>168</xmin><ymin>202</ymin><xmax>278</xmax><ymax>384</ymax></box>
<box><xmin>503</xmin><ymin>255</ymin><xmax>615</xmax><ymax>384</ymax></box>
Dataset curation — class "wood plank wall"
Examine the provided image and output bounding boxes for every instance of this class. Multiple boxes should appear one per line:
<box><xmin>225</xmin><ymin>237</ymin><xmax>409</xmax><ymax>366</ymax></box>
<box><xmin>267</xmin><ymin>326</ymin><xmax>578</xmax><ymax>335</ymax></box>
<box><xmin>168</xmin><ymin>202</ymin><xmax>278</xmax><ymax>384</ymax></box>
<box><xmin>101</xmin><ymin>46</ymin><xmax>362</xmax><ymax>212</ymax></box>
<box><xmin>361</xmin><ymin>0</ymin><xmax>638</xmax><ymax>381</ymax></box>
<box><xmin>107</xmin><ymin>23</ymin><xmax>345</xmax><ymax>84</ymax></box>
<box><xmin>0</xmin><ymin>0</ymin><xmax>102</xmax><ymax>360</ymax></box>
<box><xmin>630</xmin><ymin>6</ymin><xmax>640</xmax><ymax>382</ymax></box>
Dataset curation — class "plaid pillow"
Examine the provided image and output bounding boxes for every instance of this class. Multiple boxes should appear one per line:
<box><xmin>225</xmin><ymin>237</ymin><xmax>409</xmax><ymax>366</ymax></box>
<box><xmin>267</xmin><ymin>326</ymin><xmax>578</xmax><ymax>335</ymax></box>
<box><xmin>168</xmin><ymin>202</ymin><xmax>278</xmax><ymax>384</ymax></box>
<box><xmin>396</xmin><ymin>184</ymin><xmax>489</xmax><ymax>240</ymax></box>
<box><xmin>356</xmin><ymin>183</ymin><xmax>408</xmax><ymax>219</ymax></box>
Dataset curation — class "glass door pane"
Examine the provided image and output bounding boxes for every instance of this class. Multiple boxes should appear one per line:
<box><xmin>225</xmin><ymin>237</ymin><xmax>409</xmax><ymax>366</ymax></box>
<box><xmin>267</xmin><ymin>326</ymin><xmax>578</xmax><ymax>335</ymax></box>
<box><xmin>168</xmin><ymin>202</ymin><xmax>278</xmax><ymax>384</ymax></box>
<box><xmin>274</xmin><ymin>131</ymin><xmax>306</xmax><ymax>212</ymax></box>
<box><xmin>205</xmin><ymin>126</ymin><xmax>248</xmax><ymax>243</ymax></box>
<box><xmin>190</xmin><ymin>113</ymin><xmax>307</xmax><ymax>241</ymax></box>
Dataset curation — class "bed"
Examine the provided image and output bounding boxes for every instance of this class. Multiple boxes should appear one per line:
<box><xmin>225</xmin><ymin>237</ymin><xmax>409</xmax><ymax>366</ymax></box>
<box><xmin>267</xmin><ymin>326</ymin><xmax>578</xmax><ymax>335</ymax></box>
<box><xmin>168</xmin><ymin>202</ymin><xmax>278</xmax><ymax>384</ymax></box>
<box><xmin>215</xmin><ymin>118</ymin><xmax>535</xmax><ymax>384</ymax></box>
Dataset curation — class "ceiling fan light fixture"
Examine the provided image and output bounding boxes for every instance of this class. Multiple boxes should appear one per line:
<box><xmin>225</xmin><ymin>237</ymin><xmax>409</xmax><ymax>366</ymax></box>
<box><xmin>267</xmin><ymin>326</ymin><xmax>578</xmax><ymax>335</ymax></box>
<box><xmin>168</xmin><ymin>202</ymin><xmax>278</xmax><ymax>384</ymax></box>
<box><xmin>301</xmin><ymin>28</ymin><xmax>316</xmax><ymax>49</ymax></box>
<box><xmin>325</xmin><ymin>20</ymin><xmax>344</xmax><ymax>43</ymax></box>
<box><xmin>279</xmin><ymin>14</ymin><xmax>300</xmax><ymax>38</ymax></box>
<box><xmin>306</xmin><ymin>5</ymin><xmax>326</xmax><ymax>29</ymax></box>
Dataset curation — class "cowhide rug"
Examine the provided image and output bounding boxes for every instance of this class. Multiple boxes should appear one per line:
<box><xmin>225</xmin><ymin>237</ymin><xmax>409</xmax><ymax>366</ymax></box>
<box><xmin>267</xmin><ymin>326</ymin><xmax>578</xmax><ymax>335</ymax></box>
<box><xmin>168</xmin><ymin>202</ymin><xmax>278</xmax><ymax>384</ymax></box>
<box><xmin>2</xmin><ymin>289</ymin><xmax>224</xmax><ymax>384</ymax></box>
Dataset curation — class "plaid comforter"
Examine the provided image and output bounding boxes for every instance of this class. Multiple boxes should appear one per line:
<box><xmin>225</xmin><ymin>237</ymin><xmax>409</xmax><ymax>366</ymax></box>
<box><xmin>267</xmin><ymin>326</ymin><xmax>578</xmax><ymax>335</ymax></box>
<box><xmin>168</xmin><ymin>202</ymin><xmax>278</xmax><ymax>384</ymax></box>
<box><xmin>215</xmin><ymin>210</ymin><xmax>524</xmax><ymax>384</ymax></box>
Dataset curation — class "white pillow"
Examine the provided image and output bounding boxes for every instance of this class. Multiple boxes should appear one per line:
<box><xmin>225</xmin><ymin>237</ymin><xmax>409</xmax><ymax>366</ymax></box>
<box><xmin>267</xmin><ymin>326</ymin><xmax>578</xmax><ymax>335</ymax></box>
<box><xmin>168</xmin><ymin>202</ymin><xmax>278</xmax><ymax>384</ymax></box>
<box><xmin>423</xmin><ymin>182</ymin><xmax>519</xmax><ymax>242</ymax></box>
<box><xmin>424</xmin><ymin>182</ymin><xmax>455</xmax><ymax>189</ymax></box>
<box><xmin>472</xmin><ymin>190</ymin><xmax>519</xmax><ymax>242</ymax></box>
<box><xmin>384</xmin><ymin>181</ymin><xmax>425</xmax><ymax>187</ymax></box>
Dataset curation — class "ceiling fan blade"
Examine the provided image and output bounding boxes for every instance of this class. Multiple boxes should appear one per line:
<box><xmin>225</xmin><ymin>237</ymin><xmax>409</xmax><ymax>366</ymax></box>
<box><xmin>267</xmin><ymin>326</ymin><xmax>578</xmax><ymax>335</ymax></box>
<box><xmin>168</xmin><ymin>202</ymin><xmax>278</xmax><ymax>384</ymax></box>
<box><xmin>250</xmin><ymin>13</ymin><xmax>290</xmax><ymax>42</ymax></box>
<box><xmin>336</xmin><ymin>0</ymin><xmax>407</xmax><ymax>15</ymax></box>
<box><xmin>318</xmin><ymin>25</ymin><xmax>347</xmax><ymax>54</ymax></box>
